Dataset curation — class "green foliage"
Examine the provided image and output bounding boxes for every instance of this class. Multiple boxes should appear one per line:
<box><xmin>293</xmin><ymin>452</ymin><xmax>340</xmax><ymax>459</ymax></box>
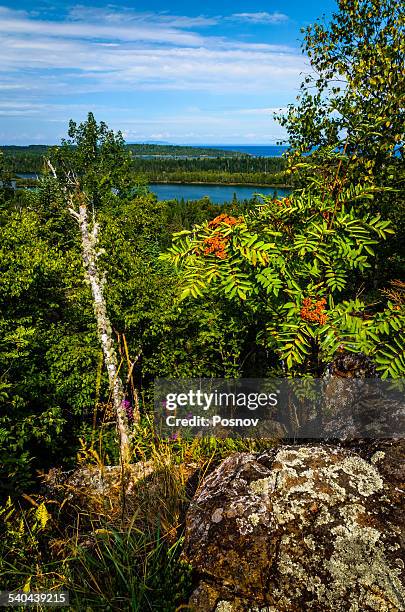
<box><xmin>321</xmin><ymin>299</ymin><xmax>404</xmax><ymax>378</ymax></box>
<box><xmin>98</xmin><ymin>194</ymin><xmax>260</xmax><ymax>380</ymax></box>
<box><xmin>1</xmin><ymin>3</ymin><xmax>404</xmax><ymax>608</ymax></box>
<box><xmin>1</xmin><ymin>120</ymin><xmax>263</xmax><ymax>494</ymax></box>
<box><xmin>0</xmin><ymin>497</ymin><xmax>53</xmax><ymax>593</ymax></box>
<box><xmin>163</xmin><ymin>185</ymin><xmax>404</xmax><ymax>375</ymax></box>
<box><xmin>279</xmin><ymin>0</ymin><xmax>404</xmax><ymax>164</ymax></box>
<box><xmin>0</xmin><ymin>151</ymin><xmax>14</xmax><ymax>207</ymax></box>
<box><xmin>0</xmin><ymin>162</ymin><xmax>260</xmax><ymax>493</ymax></box>
<box><xmin>126</xmin><ymin>143</ymin><xmax>243</xmax><ymax>158</ymax></box>
<box><xmin>0</xmin><ymin>495</ymin><xmax>193</xmax><ymax>611</ymax></box>
<box><xmin>49</xmin><ymin>112</ymin><xmax>135</xmax><ymax>207</ymax></box>
<box><xmin>1</xmin><ymin>144</ymin><xmax>289</xmax><ymax>187</ymax></box>
<box><xmin>70</xmin><ymin>531</ymin><xmax>192</xmax><ymax>611</ymax></box>
<box><xmin>128</xmin><ymin>155</ymin><xmax>288</xmax><ymax>186</ymax></box>
<box><xmin>0</xmin><ymin>201</ymin><xmax>103</xmax><ymax>491</ymax></box>
<box><xmin>278</xmin><ymin>0</ymin><xmax>404</xmax><ymax>284</ymax></box>
<box><xmin>0</xmin><ymin>143</ymin><xmax>244</xmax><ymax>175</ymax></box>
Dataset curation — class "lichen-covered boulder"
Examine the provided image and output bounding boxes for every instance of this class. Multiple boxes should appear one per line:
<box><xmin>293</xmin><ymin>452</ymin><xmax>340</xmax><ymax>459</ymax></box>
<box><xmin>183</xmin><ymin>443</ymin><xmax>405</xmax><ymax>611</ymax></box>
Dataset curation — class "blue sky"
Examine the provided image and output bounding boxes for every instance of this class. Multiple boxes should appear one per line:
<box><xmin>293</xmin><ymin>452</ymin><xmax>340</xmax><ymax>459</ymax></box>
<box><xmin>0</xmin><ymin>0</ymin><xmax>337</xmax><ymax>144</ymax></box>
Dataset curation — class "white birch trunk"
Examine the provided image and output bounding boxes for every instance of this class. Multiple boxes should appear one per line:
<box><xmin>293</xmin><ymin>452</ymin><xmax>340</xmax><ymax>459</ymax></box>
<box><xmin>46</xmin><ymin>161</ymin><xmax>131</xmax><ymax>465</ymax></box>
<box><xmin>77</xmin><ymin>203</ymin><xmax>130</xmax><ymax>464</ymax></box>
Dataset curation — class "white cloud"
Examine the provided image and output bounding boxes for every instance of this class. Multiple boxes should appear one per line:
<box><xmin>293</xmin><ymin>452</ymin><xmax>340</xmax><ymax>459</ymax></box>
<box><xmin>0</xmin><ymin>4</ymin><xmax>304</xmax><ymax>143</ymax></box>
<box><xmin>230</xmin><ymin>12</ymin><xmax>289</xmax><ymax>24</ymax></box>
<box><xmin>0</xmin><ymin>6</ymin><xmax>206</xmax><ymax>46</ymax></box>
<box><xmin>0</xmin><ymin>21</ymin><xmax>307</xmax><ymax>96</ymax></box>
<box><xmin>68</xmin><ymin>5</ymin><xmax>219</xmax><ymax>28</ymax></box>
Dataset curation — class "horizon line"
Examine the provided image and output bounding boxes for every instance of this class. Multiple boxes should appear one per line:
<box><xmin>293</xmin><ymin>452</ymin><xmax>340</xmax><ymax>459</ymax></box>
<box><xmin>1</xmin><ymin>142</ymin><xmax>289</xmax><ymax>147</ymax></box>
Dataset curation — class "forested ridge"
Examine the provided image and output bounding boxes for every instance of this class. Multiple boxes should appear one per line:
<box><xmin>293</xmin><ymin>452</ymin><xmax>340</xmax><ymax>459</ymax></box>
<box><xmin>0</xmin><ymin>142</ymin><xmax>245</xmax><ymax>159</ymax></box>
<box><xmin>0</xmin><ymin>0</ymin><xmax>403</xmax><ymax>609</ymax></box>
<box><xmin>1</xmin><ymin>144</ymin><xmax>289</xmax><ymax>186</ymax></box>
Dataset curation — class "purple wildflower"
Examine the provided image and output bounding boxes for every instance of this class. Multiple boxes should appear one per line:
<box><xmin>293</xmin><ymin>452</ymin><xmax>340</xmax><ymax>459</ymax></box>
<box><xmin>122</xmin><ymin>399</ymin><xmax>134</xmax><ymax>423</ymax></box>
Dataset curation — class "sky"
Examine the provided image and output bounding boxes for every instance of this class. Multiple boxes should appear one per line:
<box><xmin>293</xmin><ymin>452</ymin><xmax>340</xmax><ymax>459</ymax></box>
<box><xmin>0</xmin><ymin>0</ymin><xmax>337</xmax><ymax>145</ymax></box>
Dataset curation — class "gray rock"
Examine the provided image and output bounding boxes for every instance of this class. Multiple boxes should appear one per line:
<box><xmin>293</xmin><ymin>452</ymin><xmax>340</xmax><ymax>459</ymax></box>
<box><xmin>184</xmin><ymin>443</ymin><xmax>405</xmax><ymax>611</ymax></box>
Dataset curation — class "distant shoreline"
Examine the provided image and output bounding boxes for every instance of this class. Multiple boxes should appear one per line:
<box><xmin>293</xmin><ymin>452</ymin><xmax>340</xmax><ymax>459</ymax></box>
<box><xmin>15</xmin><ymin>176</ymin><xmax>292</xmax><ymax>189</ymax></box>
<box><xmin>150</xmin><ymin>180</ymin><xmax>291</xmax><ymax>188</ymax></box>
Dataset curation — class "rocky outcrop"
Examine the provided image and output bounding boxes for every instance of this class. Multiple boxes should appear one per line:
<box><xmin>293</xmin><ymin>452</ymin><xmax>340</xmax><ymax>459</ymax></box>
<box><xmin>43</xmin><ymin>460</ymin><xmax>199</xmax><ymax>538</ymax></box>
<box><xmin>43</xmin><ymin>461</ymin><xmax>155</xmax><ymax>516</ymax></box>
<box><xmin>183</xmin><ymin>443</ymin><xmax>405</xmax><ymax>611</ymax></box>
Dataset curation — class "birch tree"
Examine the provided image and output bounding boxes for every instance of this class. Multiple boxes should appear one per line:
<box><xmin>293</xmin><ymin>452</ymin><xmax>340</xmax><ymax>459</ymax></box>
<box><xmin>46</xmin><ymin>113</ymin><xmax>136</xmax><ymax>464</ymax></box>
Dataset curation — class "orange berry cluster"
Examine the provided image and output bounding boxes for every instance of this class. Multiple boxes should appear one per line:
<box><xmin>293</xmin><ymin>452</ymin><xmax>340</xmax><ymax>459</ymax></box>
<box><xmin>275</xmin><ymin>197</ymin><xmax>291</xmax><ymax>207</ymax></box>
<box><xmin>300</xmin><ymin>297</ymin><xmax>328</xmax><ymax>325</ymax></box>
<box><xmin>203</xmin><ymin>233</ymin><xmax>229</xmax><ymax>259</ymax></box>
<box><xmin>208</xmin><ymin>213</ymin><xmax>241</xmax><ymax>228</ymax></box>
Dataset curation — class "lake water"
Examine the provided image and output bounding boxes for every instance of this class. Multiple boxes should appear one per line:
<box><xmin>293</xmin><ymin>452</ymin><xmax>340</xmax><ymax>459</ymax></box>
<box><xmin>206</xmin><ymin>145</ymin><xmax>289</xmax><ymax>157</ymax></box>
<box><xmin>150</xmin><ymin>183</ymin><xmax>290</xmax><ymax>204</ymax></box>
<box><xmin>16</xmin><ymin>174</ymin><xmax>291</xmax><ymax>203</ymax></box>
<box><xmin>17</xmin><ymin>173</ymin><xmax>39</xmax><ymax>179</ymax></box>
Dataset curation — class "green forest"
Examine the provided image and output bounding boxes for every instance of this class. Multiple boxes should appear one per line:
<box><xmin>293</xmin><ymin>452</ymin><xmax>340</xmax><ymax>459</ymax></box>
<box><xmin>1</xmin><ymin>145</ymin><xmax>288</xmax><ymax>187</ymax></box>
<box><xmin>0</xmin><ymin>0</ymin><xmax>404</xmax><ymax>609</ymax></box>
<box><xmin>1</xmin><ymin>142</ymin><xmax>245</xmax><ymax>161</ymax></box>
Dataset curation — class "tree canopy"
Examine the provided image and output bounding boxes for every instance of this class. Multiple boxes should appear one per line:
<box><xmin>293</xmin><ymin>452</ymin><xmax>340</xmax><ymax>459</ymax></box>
<box><xmin>279</xmin><ymin>0</ymin><xmax>404</xmax><ymax>170</ymax></box>
<box><xmin>50</xmin><ymin>112</ymin><xmax>134</xmax><ymax>207</ymax></box>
